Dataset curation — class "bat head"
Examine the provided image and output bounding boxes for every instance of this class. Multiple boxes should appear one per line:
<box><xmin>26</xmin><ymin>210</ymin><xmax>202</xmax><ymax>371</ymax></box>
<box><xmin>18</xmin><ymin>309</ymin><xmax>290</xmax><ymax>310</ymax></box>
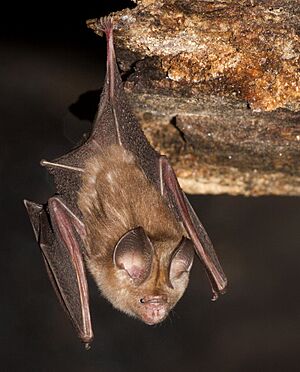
<box><xmin>88</xmin><ymin>227</ymin><xmax>194</xmax><ymax>325</ymax></box>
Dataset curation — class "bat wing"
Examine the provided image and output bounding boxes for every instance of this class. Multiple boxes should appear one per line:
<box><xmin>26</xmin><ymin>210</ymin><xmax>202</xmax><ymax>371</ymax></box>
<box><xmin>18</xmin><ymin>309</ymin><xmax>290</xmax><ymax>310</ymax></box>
<box><xmin>159</xmin><ymin>158</ymin><xmax>227</xmax><ymax>299</ymax></box>
<box><xmin>24</xmin><ymin>199</ymin><xmax>93</xmax><ymax>346</ymax></box>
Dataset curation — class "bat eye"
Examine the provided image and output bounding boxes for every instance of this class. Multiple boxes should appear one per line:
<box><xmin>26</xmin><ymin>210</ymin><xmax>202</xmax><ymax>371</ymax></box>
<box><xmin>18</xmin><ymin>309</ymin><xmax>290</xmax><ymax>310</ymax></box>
<box><xmin>140</xmin><ymin>298</ymin><xmax>145</xmax><ymax>303</ymax></box>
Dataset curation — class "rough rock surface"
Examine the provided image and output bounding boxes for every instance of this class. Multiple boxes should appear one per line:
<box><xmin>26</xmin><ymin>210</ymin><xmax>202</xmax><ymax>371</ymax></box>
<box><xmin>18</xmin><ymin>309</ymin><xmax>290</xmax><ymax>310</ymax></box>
<box><xmin>88</xmin><ymin>0</ymin><xmax>300</xmax><ymax>195</ymax></box>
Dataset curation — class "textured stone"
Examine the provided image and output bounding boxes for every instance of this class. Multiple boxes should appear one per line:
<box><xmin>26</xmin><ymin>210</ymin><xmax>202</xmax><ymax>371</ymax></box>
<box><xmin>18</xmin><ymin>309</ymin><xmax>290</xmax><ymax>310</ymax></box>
<box><xmin>87</xmin><ymin>0</ymin><xmax>300</xmax><ymax>196</ymax></box>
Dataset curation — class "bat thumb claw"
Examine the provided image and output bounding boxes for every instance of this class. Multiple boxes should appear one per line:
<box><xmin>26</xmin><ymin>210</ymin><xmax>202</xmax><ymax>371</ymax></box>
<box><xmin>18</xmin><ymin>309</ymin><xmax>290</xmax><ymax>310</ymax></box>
<box><xmin>211</xmin><ymin>282</ymin><xmax>228</xmax><ymax>301</ymax></box>
<box><xmin>211</xmin><ymin>291</ymin><xmax>219</xmax><ymax>301</ymax></box>
<box><xmin>84</xmin><ymin>343</ymin><xmax>91</xmax><ymax>351</ymax></box>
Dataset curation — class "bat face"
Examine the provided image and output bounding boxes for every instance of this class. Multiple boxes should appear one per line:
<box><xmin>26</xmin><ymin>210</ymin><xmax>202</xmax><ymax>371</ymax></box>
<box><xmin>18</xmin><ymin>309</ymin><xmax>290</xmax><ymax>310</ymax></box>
<box><xmin>89</xmin><ymin>228</ymin><xmax>195</xmax><ymax>325</ymax></box>
<box><xmin>87</xmin><ymin>237</ymin><xmax>194</xmax><ymax>325</ymax></box>
<box><xmin>78</xmin><ymin>145</ymin><xmax>194</xmax><ymax>324</ymax></box>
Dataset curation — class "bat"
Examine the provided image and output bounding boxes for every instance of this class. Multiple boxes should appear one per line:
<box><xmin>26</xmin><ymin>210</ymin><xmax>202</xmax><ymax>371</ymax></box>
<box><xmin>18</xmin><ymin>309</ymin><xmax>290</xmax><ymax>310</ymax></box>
<box><xmin>24</xmin><ymin>17</ymin><xmax>227</xmax><ymax>347</ymax></box>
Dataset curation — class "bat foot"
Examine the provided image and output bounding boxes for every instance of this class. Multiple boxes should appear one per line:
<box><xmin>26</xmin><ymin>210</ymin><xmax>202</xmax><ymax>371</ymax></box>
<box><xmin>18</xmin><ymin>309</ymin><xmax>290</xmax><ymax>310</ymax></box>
<box><xmin>97</xmin><ymin>16</ymin><xmax>114</xmax><ymax>35</ymax></box>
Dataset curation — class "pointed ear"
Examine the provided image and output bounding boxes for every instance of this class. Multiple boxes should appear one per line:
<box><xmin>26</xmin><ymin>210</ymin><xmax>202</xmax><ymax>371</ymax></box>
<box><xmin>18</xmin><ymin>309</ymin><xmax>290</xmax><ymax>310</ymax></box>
<box><xmin>113</xmin><ymin>227</ymin><xmax>154</xmax><ymax>285</ymax></box>
<box><xmin>170</xmin><ymin>237</ymin><xmax>194</xmax><ymax>282</ymax></box>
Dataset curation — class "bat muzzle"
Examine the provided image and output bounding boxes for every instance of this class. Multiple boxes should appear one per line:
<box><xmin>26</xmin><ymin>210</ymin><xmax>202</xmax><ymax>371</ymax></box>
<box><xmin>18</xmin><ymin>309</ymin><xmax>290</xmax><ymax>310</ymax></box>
<box><xmin>140</xmin><ymin>295</ymin><xmax>168</xmax><ymax>325</ymax></box>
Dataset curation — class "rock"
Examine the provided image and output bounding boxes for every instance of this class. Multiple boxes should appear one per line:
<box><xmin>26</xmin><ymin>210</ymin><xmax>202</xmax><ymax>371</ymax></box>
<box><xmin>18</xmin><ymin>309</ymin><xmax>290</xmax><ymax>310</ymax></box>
<box><xmin>87</xmin><ymin>0</ymin><xmax>300</xmax><ymax>196</ymax></box>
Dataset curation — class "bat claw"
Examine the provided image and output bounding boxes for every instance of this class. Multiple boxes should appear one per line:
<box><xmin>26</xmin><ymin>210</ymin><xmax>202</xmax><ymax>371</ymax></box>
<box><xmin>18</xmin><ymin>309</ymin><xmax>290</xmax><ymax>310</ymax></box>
<box><xmin>211</xmin><ymin>292</ymin><xmax>219</xmax><ymax>302</ymax></box>
<box><xmin>211</xmin><ymin>281</ymin><xmax>228</xmax><ymax>301</ymax></box>
<box><xmin>97</xmin><ymin>16</ymin><xmax>114</xmax><ymax>35</ymax></box>
<box><xmin>84</xmin><ymin>343</ymin><xmax>91</xmax><ymax>350</ymax></box>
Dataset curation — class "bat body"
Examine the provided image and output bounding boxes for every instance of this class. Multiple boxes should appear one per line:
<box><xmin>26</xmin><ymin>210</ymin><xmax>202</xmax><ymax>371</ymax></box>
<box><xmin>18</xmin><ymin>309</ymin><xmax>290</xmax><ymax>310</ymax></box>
<box><xmin>24</xmin><ymin>17</ymin><xmax>227</xmax><ymax>346</ymax></box>
<box><xmin>79</xmin><ymin>144</ymin><xmax>192</xmax><ymax>325</ymax></box>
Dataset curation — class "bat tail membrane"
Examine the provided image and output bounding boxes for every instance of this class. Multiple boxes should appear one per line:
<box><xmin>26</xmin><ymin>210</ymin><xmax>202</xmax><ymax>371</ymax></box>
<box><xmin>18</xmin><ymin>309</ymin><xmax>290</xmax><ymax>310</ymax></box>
<box><xmin>24</xmin><ymin>199</ymin><xmax>93</xmax><ymax>346</ymax></box>
<box><xmin>159</xmin><ymin>158</ymin><xmax>228</xmax><ymax>299</ymax></box>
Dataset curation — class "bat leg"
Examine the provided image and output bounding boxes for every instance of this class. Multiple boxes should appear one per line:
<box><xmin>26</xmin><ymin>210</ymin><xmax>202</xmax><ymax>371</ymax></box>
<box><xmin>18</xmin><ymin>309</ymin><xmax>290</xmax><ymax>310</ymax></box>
<box><xmin>24</xmin><ymin>198</ymin><xmax>93</xmax><ymax>346</ymax></box>
<box><xmin>159</xmin><ymin>156</ymin><xmax>227</xmax><ymax>299</ymax></box>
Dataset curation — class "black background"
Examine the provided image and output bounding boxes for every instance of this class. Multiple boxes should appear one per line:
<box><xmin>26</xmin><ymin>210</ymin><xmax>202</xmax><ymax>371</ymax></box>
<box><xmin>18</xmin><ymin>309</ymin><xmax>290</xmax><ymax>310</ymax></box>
<box><xmin>1</xmin><ymin>1</ymin><xmax>300</xmax><ymax>371</ymax></box>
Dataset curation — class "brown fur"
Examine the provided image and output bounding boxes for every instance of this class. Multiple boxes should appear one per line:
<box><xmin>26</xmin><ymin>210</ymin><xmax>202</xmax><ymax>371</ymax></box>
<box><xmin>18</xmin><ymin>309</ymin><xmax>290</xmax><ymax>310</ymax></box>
<box><xmin>78</xmin><ymin>145</ymin><xmax>191</xmax><ymax>323</ymax></box>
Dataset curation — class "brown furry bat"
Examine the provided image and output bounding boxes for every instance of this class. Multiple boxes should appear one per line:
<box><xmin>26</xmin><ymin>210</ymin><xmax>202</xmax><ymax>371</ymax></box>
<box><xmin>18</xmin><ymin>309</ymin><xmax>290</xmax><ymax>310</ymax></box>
<box><xmin>24</xmin><ymin>17</ymin><xmax>227</xmax><ymax>346</ymax></box>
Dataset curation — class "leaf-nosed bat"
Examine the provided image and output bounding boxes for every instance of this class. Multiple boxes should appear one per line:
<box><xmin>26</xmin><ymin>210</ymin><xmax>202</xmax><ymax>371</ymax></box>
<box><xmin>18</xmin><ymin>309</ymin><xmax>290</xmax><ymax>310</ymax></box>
<box><xmin>24</xmin><ymin>17</ymin><xmax>227</xmax><ymax>347</ymax></box>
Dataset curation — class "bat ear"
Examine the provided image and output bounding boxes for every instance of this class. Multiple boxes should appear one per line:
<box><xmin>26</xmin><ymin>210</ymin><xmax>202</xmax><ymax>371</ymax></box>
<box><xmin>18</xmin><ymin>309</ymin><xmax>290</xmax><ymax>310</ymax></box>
<box><xmin>169</xmin><ymin>237</ymin><xmax>194</xmax><ymax>282</ymax></box>
<box><xmin>113</xmin><ymin>227</ymin><xmax>154</xmax><ymax>285</ymax></box>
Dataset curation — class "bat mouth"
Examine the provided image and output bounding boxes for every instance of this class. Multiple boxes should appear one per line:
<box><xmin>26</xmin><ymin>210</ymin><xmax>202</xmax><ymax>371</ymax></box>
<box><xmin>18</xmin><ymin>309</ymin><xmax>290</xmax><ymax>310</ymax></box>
<box><xmin>139</xmin><ymin>295</ymin><xmax>168</xmax><ymax>325</ymax></box>
<box><xmin>141</xmin><ymin>306</ymin><xmax>168</xmax><ymax>325</ymax></box>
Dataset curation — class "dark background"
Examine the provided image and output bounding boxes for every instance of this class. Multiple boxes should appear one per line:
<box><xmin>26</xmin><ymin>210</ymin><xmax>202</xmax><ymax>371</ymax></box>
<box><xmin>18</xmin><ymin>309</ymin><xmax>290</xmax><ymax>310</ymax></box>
<box><xmin>1</xmin><ymin>1</ymin><xmax>300</xmax><ymax>371</ymax></box>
